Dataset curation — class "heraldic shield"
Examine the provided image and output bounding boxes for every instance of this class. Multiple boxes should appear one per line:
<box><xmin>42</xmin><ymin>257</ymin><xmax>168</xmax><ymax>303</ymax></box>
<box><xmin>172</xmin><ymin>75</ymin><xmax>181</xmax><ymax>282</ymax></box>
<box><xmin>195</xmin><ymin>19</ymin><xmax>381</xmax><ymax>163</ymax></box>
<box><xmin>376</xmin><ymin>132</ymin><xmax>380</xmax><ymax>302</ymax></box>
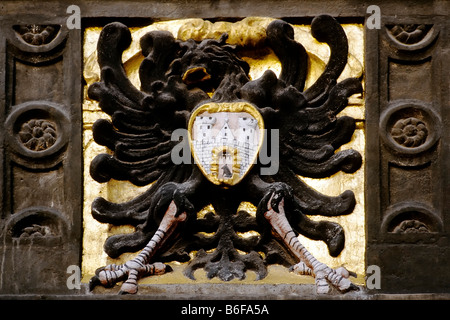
<box><xmin>188</xmin><ymin>102</ymin><xmax>265</xmax><ymax>186</ymax></box>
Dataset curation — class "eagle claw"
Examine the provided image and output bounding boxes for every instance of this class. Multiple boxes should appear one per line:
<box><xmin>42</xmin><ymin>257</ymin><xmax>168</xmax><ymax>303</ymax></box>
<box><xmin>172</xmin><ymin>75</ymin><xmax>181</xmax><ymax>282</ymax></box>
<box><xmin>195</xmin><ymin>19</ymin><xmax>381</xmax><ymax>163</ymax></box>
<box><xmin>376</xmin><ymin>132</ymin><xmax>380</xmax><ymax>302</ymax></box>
<box><xmin>268</xmin><ymin>182</ymin><xmax>293</xmax><ymax>213</ymax></box>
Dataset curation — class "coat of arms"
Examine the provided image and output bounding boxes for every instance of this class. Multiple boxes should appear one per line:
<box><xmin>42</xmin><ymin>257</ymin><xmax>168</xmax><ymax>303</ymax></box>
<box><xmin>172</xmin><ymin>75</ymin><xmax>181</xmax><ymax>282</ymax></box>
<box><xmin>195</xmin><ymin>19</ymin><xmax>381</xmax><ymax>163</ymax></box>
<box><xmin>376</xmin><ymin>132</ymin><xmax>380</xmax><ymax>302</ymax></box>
<box><xmin>188</xmin><ymin>102</ymin><xmax>264</xmax><ymax>186</ymax></box>
<box><xmin>87</xmin><ymin>15</ymin><xmax>363</xmax><ymax>294</ymax></box>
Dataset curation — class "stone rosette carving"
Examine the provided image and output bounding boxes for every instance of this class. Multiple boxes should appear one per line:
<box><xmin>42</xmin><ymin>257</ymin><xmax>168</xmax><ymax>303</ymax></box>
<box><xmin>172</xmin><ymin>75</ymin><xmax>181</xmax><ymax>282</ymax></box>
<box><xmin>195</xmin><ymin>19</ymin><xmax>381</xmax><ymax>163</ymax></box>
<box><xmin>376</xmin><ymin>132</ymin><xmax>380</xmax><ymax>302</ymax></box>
<box><xmin>380</xmin><ymin>101</ymin><xmax>440</xmax><ymax>155</ymax></box>
<box><xmin>5</xmin><ymin>101</ymin><xmax>70</xmax><ymax>168</ymax></box>
<box><xmin>5</xmin><ymin>206</ymin><xmax>69</xmax><ymax>244</ymax></box>
<box><xmin>387</xmin><ymin>24</ymin><xmax>432</xmax><ymax>45</ymax></box>
<box><xmin>393</xmin><ymin>219</ymin><xmax>430</xmax><ymax>234</ymax></box>
<box><xmin>19</xmin><ymin>119</ymin><xmax>57</xmax><ymax>151</ymax></box>
<box><xmin>385</xmin><ymin>24</ymin><xmax>439</xmax><ymax>51</ymax></box>
<box><xmin>382</xmin><ymin>202</ymin><xmax>443</xmax><ymax>237</ymax></box>
<box><xmin>390</xmin><ymin>117</ymin><xmax>428</xmax><ymax>148</ymax></box>
<box><xmin>19</xmin><ymin>224</ymin><xmax>53</xmax><ymax>239</ymax></box>
<box><xmin>13</xmin><ymin>25</ymin><xmax>60</xmax><ymax>46</ymax></box>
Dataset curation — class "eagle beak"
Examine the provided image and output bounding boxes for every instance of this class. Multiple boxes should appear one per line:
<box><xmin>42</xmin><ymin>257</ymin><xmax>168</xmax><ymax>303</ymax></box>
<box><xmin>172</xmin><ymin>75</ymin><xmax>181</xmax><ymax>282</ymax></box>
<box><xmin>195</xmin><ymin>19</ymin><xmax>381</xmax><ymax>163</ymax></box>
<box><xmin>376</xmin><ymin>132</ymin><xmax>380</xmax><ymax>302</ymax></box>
<box><xmin>182</xmin><ymin>67</ymin><xmax>211</xmax><ymax>85</ymax></box>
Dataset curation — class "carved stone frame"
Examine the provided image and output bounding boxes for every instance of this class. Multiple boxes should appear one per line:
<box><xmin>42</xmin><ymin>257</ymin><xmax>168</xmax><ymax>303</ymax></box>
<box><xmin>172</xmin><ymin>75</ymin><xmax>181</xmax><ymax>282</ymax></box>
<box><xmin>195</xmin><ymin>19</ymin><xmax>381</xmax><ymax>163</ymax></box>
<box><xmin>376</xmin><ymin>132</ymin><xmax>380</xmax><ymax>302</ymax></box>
<box><xmin>0</xmin><ymin>11</ymin><xmax>82</xmax><ymax>294</ymax></box>
<box><xmin>365</xmin><ymin>12</ymin><xmax>450</xmax><ymax>293</ymax></box>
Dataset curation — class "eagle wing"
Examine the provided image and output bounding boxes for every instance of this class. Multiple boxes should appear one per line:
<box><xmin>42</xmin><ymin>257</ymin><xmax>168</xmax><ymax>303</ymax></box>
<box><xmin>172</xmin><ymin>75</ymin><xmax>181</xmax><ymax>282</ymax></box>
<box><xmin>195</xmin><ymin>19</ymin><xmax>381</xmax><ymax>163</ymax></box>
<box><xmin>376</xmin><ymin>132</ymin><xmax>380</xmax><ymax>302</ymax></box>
<box><xmin>88</xmin><ymin>22</ymin><xmax>207</xmax><ymax>187</ymax></box>
<box><xmin>87</xmin><ymin>23</ymin><xmax>208</xmax><ymax>248</ymax></box>
<box><xmin>267</xmin><ymin>15</ymin><xmax>363</xmax><ymax>180</ymax></box>
<box><xmin>241</xmin><ymin>16</ymin><xmax>363</xmax><ymax>257</ymax></box>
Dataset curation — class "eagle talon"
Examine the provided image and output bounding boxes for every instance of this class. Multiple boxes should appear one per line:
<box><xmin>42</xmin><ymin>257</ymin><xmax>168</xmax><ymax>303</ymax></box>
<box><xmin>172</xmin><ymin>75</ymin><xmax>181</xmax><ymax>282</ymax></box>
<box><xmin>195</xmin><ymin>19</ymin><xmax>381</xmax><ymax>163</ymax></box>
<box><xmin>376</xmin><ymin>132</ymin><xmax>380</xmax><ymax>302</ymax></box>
<box><xmin>92</xmin><ymin>261</ymin><xmax>171</xmax><ymax>294</ymax></box>
<box><xmin>89</xmin><ymin>198</ymin><xmax>186</xmax><ymax>294</ymax></box>
<box><xmin>88</xmin><ymin>275</ymin><xmax>101</xmax><ymax>291</ymax></box>
<box><xmin>289</xmin><ymin>261</ymin><xmax>312</xmax><ymax>276</ymax></box>
<box><xmin>267</xmin><ymin>183</ymin><xmax>293</xmax><ymax>213</ymax></box>
<box><xmin>263</xmin><ymin>188</ymin><xmax>358</xmax><ymax>294</ymax></box>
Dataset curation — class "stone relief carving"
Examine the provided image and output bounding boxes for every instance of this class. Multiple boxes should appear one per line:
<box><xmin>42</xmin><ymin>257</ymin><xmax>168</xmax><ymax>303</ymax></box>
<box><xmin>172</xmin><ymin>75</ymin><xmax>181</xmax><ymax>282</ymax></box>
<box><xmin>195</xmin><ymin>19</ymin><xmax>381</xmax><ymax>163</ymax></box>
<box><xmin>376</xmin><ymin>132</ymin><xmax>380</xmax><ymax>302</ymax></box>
<box><xmin>385</xmin><ymin>24</ymin><xmax>439</xmax><ymax>51</ymax></box>
<box><xmin>390</xmin><ymin>117</ymin><xmax>428</xmax><ymax>148</ymax></box>
<box><xmin>380</xmin><ymin>101</ymin><xmax>440</xmax><ymax>156</ymax></box>
<box><xmin>13</xmin><ymin>25</ymin><xmax>60</xmax><ymax>46</ymax></box>
<box><xmin>19</xmin><ymin>119</ymin><xmax>57</xmax><ymax>151</ymax></box>
<box><xmin>379</xmin><ymin>101</ymin><xmax>442</xmax><ymax>239</ymax></box>
<box><xmin>393</xmin><ymin>219</ymin><xmax>430</xmax><ymax>234</ymax></box>
<box><xmin>87</xmin><ymin>15</ymin><xmax>363</xmax><ymax>294</ymax></box>
<box><xmin>375</xmin><ymin>17</ymin><xmax>444</xmax><ymax>252</ymax></box>
<box><xmin>381</xmin><ymin>202</ymin><xmax>443</xmax><ymax>237</ymax></box>
<box><xmin>5</xmin><ymin>101</ymin><xmax>70</xmax><ymax>167</ymax></box>
<box><xmin>5</xmin><ymin>206</ymin><xmax>70</xmax><ymax>246</ymax></box>
<box><xmin>386</xmin><ymin>24</ymin><xmax>432</xmax><ymax>45</ymax></box>
<box><xmin>0</xmin><ymin>9</ymin><xmax>83</xmax><ymax>293</ymax></box>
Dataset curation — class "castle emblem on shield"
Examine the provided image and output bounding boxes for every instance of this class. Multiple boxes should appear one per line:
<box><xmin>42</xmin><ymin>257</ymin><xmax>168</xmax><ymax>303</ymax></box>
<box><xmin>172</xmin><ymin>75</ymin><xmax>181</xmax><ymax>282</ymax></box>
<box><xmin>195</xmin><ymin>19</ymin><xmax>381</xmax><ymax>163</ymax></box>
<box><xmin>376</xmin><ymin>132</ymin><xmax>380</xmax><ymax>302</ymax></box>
<box><xmin>188</xmin><ymin>102</ymin><xmax>264</xmax><ymax>186</ymax></box>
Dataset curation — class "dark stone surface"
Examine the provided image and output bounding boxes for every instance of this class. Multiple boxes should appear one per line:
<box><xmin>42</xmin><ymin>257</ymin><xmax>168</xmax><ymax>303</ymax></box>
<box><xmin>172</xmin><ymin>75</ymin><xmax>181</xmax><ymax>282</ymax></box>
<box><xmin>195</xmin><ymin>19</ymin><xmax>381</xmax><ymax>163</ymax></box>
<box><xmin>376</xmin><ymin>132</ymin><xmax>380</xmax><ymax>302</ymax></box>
<box><xmin>365</xmin><ymin>11</ymin><xmax>450</xmax><ymax>293</ymax></box>
<box><xmin>0</xmin><ymin>9</ymin><xmax>82</xmax><ymax>294</ymax></box>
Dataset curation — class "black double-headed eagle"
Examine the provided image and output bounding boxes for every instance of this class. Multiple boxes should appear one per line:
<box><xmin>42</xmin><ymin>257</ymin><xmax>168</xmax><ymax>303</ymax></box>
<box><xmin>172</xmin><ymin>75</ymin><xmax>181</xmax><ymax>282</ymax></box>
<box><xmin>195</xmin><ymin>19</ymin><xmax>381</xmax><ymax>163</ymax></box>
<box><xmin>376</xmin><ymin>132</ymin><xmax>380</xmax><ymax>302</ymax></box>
<box><xmin>88</xmin><ymin>15</ymin><xmax>362</xmax><ymax>294</ymax></box>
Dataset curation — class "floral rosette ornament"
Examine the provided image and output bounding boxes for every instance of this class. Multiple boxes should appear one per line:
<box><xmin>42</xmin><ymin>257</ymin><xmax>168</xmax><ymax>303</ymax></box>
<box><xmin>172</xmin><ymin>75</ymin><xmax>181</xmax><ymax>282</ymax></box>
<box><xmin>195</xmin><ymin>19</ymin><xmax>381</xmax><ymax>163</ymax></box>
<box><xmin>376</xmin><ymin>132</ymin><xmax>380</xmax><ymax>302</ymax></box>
<box><xmin>390</xmin><ymin>117</ymin><xmax>428</xmax><ymax>148</ymax></box>
<box><xmin>19</xmin><ymin>119</ymin><xmax>57</xmax><ymax>151</ymax></box>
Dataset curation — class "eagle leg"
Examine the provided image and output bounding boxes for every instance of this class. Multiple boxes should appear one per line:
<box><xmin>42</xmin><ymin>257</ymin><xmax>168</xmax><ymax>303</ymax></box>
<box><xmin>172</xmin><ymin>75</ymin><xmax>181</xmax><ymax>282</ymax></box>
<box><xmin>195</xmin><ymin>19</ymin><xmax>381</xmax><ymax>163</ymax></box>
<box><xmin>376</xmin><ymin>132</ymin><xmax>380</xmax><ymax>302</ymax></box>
<box><xmin>262</xmin><ymin>192</ymin><xmax>358</xmax><ymax>294</ymax></box>
<box><xmin>89</xmin><ymin>200</ymin><xmax>187</xmax><ymax>294</ymax></box>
